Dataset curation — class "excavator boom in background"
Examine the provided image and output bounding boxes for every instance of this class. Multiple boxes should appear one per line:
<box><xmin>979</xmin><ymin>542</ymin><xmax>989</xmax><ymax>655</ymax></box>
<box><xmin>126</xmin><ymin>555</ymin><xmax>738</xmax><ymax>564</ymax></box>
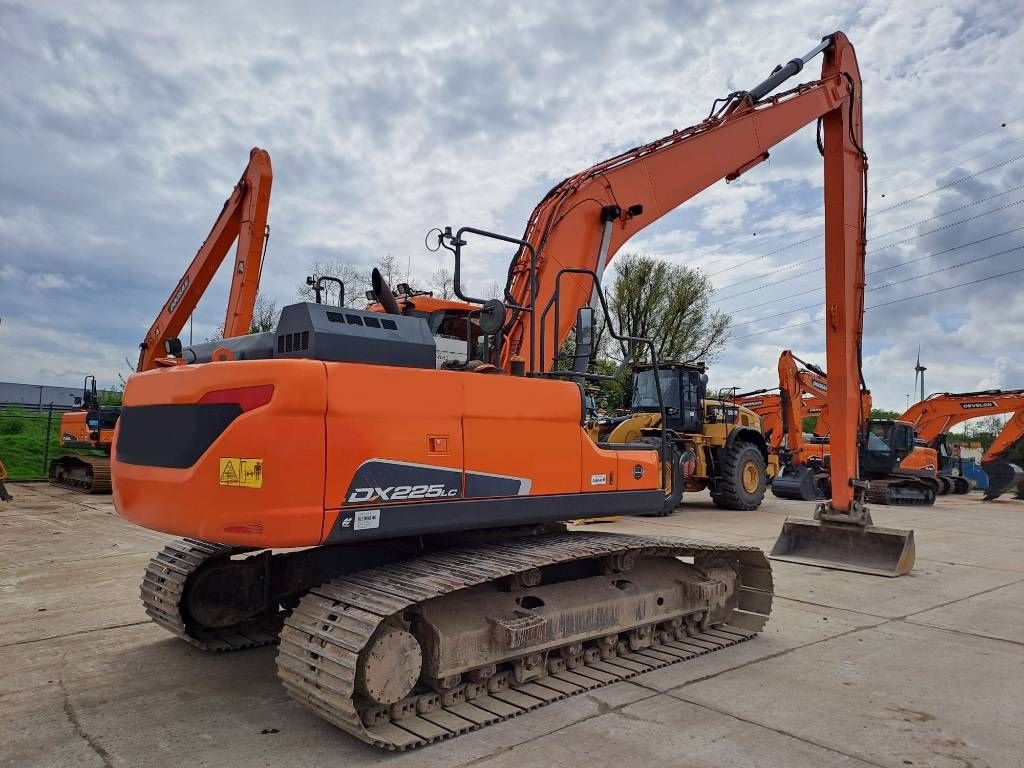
<box><xmin>112</xmin><ymin>32</ymin><xmax>910</xmax><ymax>751</ymax></box>
<box><xmin>901</xmin><ymin>389</ymin><xmax>1024</xmax><ymax>499</ymax></box>
<box><xmin>744</xmin><ymin>351</ymin><xmax>939</xmax><ymax>506</ymax></box>
<box><xmin>47</xmin><ymin>150</ymin><xmax>273</xmax><ymax>494</ymax></box>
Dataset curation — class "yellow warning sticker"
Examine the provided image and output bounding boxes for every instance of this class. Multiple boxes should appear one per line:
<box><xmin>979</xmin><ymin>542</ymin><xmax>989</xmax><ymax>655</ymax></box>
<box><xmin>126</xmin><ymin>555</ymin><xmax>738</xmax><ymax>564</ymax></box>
<box><xmin>218</xmin><ymin>458</ymin><xmax>264</xmax><ymax>488</ymax></box>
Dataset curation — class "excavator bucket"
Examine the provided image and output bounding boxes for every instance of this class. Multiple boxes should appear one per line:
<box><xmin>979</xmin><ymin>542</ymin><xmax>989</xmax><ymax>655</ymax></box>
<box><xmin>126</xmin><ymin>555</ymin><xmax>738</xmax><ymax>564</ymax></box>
<box><xmin>771</xmin><ymin>466</ymin><xmax>827</xmax><ymax>501</ymax></box>
<box><xmin>981</xmin><ymin>460</ymin><xmax>1024</xmax><ymax>501</ymax></box>
<box><xmin>769</xmin><ymin>517</ymin><xmax>915</xmax><ymax>577</ymax></box>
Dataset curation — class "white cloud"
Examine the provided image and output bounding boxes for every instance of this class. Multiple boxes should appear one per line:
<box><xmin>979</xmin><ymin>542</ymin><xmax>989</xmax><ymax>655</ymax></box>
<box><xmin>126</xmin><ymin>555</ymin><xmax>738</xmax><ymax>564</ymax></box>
<box><xmin>0</xmin><ymin>0</ymin><xmax>1021</xmax><ymax>413</ymax></box>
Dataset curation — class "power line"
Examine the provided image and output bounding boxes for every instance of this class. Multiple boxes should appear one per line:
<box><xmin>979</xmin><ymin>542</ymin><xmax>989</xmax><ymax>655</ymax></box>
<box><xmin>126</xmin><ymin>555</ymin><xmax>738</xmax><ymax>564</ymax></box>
<box><xmin>869</xmin><ymin>183</ymin><xmax>1024</xmax><ymax>242</ymax></box>
<box><xmin>867</xmin><ymin>225</ymin><xmax>1024</xmax><ymax>276</ymax></box>
<box><xmin>707</xmin><ymin>148</ymin><xmax>1024</xmax><ymax>285</ymax></box>
<box><xmin>873</xmin><ymin>134</ymin><xmax>1024</xmax><ymax>202</ymax></box>
<box><xmin>704</xmin><ymin>124</ymin><xmax>1024</xmax><ymax>276</ymax></box>
<box><xmin>865</xmin><ymin>265</ymin><xmax>1024</xmax><ymax>309</ymax></box>
<box><xmin>730</xmin><ymin>244</ymin><xmax>1023</xmax><ymax>327</ymax></box>
<box><xmin>726</xmin><ymin>225</ymin><xmax>1024</xmax><ymax>315</ymax></box>
<box><xmin>874</xmin><ymin>152</ymin><xmax>1024</xmax><ymax>216</ymax></box>
<box><xmin>872</xmin><ymin>116</ymin><xmax>1023</xmax><ymax>189</ymax></box>
<box><xmin>712</xmin><ymin>200</ymin><xmax>1024</xmax><ymax>304</ymax></box>
<box><xmin>730</xmin><ymin>264</ymin><xmax>1024</xmax><ymax>341</ymax></box>
<box><xmin>867</xmin><ymin>198</ymin><xmax>1024</xmax><ymax>255</ymax></box>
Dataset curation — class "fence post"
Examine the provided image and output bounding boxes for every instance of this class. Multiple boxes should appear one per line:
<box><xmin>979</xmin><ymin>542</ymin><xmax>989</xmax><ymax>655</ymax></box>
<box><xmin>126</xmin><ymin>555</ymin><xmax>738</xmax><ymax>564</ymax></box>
<box><xmin>42</xmin><ymin>404</ymin><xmax>53</xmax><ymax>476</ymax></box>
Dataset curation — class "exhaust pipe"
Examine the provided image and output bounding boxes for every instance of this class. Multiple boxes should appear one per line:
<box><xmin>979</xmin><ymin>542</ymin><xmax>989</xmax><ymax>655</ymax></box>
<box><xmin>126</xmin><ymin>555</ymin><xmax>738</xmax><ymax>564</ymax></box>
<box><xmin>371</xmin><ymin>268</ymin><xmax>401</xmax><ymax>315</ymax></box>
<box><xmin>981</xmin><ymin>460</ymin><xmax>1024</xmax><ymax>501</ymax></box>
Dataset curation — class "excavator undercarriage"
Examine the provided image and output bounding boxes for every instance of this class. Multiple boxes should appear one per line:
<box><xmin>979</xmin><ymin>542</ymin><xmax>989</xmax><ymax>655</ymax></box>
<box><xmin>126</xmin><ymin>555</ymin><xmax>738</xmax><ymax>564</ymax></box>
<box><xmin>142</xmin><ymin>530</ymin><xmax>771</xmax><ymax>749</ymax></box>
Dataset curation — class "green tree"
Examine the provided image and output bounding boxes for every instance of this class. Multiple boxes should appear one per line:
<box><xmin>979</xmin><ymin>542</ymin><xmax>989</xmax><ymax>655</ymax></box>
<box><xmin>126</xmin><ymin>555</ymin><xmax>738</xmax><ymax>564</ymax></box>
<box><xmin>299</xmin><ymin>261</ymin><xmax>367</xmax><ymax>307</ymax></box>
<box><xmin>605</xmin><ymin>253</ymin><xmax>730</xmax><ymax>364</ymax></box>
<box><xmin>206</xmin><ymin>292</ymin><xmax>279</xmax><ymax>341</ymax></box>
<box><xmin>870</xmin><ymin>408</ymin><xmax>902</xmax><ymax>421</ymax></box>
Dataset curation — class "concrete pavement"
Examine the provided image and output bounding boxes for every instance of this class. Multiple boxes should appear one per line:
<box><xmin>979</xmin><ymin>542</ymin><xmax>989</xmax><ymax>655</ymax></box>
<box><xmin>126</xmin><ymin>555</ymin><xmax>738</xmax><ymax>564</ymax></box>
<box><xmin>1</xmin><ymin>483</ymin><xmax>1021</xmax><ymax>767</ymax></box>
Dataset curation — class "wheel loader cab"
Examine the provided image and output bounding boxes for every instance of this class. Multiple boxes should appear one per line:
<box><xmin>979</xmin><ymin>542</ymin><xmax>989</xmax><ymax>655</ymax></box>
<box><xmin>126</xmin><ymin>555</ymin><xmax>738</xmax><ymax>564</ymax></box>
<box><xmin>631</xmin><ymin>364</ymin><xmax>706</xmax><ymax>434</ymax></box>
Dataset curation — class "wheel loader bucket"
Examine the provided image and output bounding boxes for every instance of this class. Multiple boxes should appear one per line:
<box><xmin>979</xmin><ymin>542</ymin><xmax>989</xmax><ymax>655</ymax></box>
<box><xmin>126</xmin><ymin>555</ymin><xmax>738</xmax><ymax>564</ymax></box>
<box><xmin>769</xmin><ymin>517</ymin><xmax>915</xmax><ymax>577</ymax></box>
<box><xmin>982</xmin><ymin>461</ymin><xmax>1024</xmax><ymax>501</ymax></box>
<box><xmin>771</xmin><ymin>466</ymin><xmax>825</xmax><ymax>501</ymax></box>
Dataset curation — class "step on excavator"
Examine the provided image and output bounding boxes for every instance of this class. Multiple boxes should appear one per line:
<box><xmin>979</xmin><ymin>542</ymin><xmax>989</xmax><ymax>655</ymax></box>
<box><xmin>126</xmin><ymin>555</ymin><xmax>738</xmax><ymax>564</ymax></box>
<box><xmin>47</xmin><ymin>376</ymin><xmax>120</xmax><ymax>493</ymax></box>
<box><xmin>113</xmin><ymin>32</ymin><xmax>909</xmax><ymax>750</ymax></box>
<box><xmin>901</xmin><ymin>389</ymin><xmax>1024</xmax><ymax>500</ymax></box>
<box><xmin>739</xmin><ymin>351</ymin><xmax>939</xmax><ymax>505</ymax></box>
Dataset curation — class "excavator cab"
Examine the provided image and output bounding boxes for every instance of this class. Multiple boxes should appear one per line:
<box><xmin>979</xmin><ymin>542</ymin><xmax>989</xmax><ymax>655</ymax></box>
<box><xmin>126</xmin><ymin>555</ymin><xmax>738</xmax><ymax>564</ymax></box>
<box><xmin>861</xmin><ymin>420</ymin><xmax>914</xmax><ymax>476</ymax></box>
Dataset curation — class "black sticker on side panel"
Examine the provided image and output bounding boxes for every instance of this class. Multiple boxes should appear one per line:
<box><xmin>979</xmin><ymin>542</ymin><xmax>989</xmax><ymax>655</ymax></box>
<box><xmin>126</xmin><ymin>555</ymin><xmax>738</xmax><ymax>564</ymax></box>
<box><xmin>345</xmin><ymin>460</ymin><xmax>462</xmax><ymax>504</ymax></box>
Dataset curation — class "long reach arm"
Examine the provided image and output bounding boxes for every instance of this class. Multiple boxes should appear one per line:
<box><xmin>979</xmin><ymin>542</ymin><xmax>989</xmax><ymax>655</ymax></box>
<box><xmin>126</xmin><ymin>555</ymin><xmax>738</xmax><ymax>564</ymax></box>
<box><xmin>136</xmin><ymin>148</ymin><xmax>272</xmax><ymax>372</ymax></box>
<box><xmin>503</xmin><ymin>34</ymin><xmax>867</xmax><ymax>513</ymax></box>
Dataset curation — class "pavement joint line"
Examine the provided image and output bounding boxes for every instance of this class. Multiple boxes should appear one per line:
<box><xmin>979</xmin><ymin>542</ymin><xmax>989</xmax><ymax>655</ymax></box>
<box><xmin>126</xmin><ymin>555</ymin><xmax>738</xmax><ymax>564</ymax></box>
<box><xmin>635</xmin><ymin>621</ymin><xmax>886</xmax><ymax>698</ymax></box>
<box><xmin>0</xmin><ymin>620</ymin><xmax>150</xmax><ymax>649</ymax></box>
<box><xmin>914</xmin><ymin>556</ymin><xmax>1024</xmax><ymax>574</ymax></box>
<box><xmin>668</xmin><ymin>692</ymin><xmax>889</xmax><ymax>768</ymax></box>
<box><xmin>453</xmin><ymin>685</ymin><xmax>665</xmax><ymax>768</ymax></box>
<box><xmin>59</xmin><ymin>658</ymin><xmax>115</xmax><ymax>768</ymax></box>
<box><xmin>900</xmin><ymin>523</ymin><xmax>1024</xmax><ymax>540</ymax></box>
<box><xmin>900</xmin><ymin>618</ymin><xmax>1024</xmax><ymax>647</ymax></box>
<box><xmin>771</xmin><ymin>593</ymin><xmax>893</xmax><ymax>621</ymax></box>
<box><xmin>0</xmin><ymin>549</ymin><xmax>162</xmax><ymax>573</ymax></box>
<box><xmin>773</xmin><ymin>572</ymin><xmax>1024</xmax><ymax>624</ymax></box>
<box><xmin>897</xmin><ymin>574</ymin><xmax>1024</xmax><ymax>621</ymax></box>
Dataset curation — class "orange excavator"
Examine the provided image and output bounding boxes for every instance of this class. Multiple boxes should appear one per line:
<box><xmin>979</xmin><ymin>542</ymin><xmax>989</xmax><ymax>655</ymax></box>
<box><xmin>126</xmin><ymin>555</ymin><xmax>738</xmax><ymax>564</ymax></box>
<box><xmin>46</xmin><ymin>150</ymin><xmax>272</xmax><ymax>493</ymax></box>
<box><xmin>47</xmin><ymin>375</ymin><xmax>120</xmax><ymax>492</ymax></box>
<box><xmin>902</xmin><ymin>390</ymin><xmax>1024</xmax><ymax>500</ymax></box>
<box><xmin>734</xmin><ymin>351</ymin><xmax>938</xmax><ymax>504</ymax></box>
<box><xmin>113</xmin><ymin>33</ymin><xmax>909</xmax><ymax>750</ymax></box>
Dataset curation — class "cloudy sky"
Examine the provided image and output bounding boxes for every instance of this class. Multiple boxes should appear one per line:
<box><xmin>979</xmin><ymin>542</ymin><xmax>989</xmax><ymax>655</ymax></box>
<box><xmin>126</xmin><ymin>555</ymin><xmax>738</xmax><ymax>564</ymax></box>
<box><xmin>1</xmin><ymin>0</ymin><xmax>1022</xmax><ymax>411</ymax></box>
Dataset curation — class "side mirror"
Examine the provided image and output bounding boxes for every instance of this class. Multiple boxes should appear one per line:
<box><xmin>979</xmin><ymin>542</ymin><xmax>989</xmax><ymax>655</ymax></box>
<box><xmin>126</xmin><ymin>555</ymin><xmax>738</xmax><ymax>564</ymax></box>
<box><xmin>572</xmin><ymin>306</ymin><xmax>595</xmax><ymax>373</ymax></box>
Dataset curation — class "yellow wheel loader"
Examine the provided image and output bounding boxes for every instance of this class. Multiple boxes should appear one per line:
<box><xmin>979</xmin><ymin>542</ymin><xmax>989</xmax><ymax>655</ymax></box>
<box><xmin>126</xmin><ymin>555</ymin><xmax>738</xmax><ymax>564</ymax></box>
<box><xmin>590</xmin><ymin>363</ymin><xmax>774</xmax><ymax>515</ymax></box>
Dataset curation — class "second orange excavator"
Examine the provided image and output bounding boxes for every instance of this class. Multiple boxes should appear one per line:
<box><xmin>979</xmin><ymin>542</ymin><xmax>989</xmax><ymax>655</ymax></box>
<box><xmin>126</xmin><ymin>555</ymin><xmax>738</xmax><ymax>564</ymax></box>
<box><xmin>735</xmin><ymin>351</ymin><xmax>939</xmax><ymax>505</ymax></box>
<box><xmin>902</xmin><ymin>389</ymin><xmax>1024</xmax><ymax>500</ymax></box>
<box><xmin>46</xmin><ymin>150</ymin><xmax>272</xmax><ymax>493</ymax></box>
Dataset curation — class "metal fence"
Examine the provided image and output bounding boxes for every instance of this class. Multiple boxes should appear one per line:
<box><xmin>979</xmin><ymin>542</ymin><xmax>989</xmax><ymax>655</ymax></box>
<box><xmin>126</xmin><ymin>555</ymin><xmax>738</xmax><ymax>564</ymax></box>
<box><xmin>0</xmin><ymin>405</ymin><xmax>61</xmax><ymax>481</ymax></box>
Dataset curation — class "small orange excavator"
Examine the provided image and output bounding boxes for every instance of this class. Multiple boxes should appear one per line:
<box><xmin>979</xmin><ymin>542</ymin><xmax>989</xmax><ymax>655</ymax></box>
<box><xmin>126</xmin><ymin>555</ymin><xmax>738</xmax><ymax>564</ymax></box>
<box><xmin>46</xmin><ymin>150</ymin><xmax>272</xmax><ymax>493</ymax></box>
<box><xmin>735</xmin><ymin>351</ymin><xmax>938</xmax><ymax>504</ymax></box>
<box><xmin>113</xmin><ymin>33</ymin><xmax>911</xmax><ymax>750</ymax></box>
<box><xmin>902</xmin><ymin>389</ymin><xmax>1024</xmax><ymax>500</ymax></box>
<box><xmin>47</xmin><ymin>376</ymin><xmax>120</xmax><ymax>492</ymax></box>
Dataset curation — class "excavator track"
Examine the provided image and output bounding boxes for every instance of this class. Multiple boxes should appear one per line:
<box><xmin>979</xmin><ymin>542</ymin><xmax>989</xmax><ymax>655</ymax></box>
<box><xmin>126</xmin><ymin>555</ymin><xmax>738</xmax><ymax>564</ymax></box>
<box><xmin>276</xmin><ymin>531</ymin><xmax>772</xmax><ymax>750</ymax></box>
<box><xmin>865</xmin><ymin>478</ymin><xmax>935</xmax><ymax>506</ymax></box>
<box><xmin>140</xmin><ymin>539</ymin><xmax>281</xmax><ymax>651</ymax></box>
<box><xmin>48</xmin><ymin>455</ymin><xmax>112</xmax><ymax>494</ymax></box>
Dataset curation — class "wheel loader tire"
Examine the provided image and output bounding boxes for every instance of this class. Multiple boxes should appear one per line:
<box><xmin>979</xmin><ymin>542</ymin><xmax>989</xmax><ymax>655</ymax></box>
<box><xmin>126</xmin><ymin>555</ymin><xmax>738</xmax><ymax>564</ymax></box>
<box><xmin>712</xmin><ymin>441</ymin><xmax>766</xmax><ymax>511</ymax></box>
<box><xmin>638</xmin><ymin>438</ymin><xmax>683</xmax><ymax>516</ymax></box>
